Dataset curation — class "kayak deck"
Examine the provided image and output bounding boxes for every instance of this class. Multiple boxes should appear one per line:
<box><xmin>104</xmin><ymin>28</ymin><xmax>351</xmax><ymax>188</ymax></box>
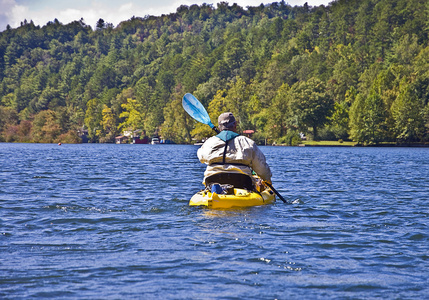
<box><xmin>189</xmin><ymin>187</ymin><xmax>276</xmax><ymax>209</ymax></box>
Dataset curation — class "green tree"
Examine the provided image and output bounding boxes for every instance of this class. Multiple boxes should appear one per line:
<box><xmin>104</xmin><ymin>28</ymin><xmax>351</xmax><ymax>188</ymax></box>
<box><xmin>328</xmin><ymin>44</ymin><xmax>359</xmax><ymax>103</ymax></box>
<box><xmin>118</xmin><ymin>98</ymin><xmax>145</xmax><ymax>134</ymax></box>
<box><xmin>84</xmin><ymin>98</ymin><xmax>102</xmax><ymax>142</ymax></box>
<box><xmin>391</xmin><ymin>81</ymin><xmax>425</xmax><ymax>143</ymax></box>
<box><xmin>160</xmin><ymin>97</ymin><xmax>193</xmax><ymax>143</ymax></box>
<box><xmin>224</xmin><ymin>37</ymin><xmax>247</xmax><ymax>74</ymax></box>
<box><xmin>390</xmin><ymin>34</ymin><xmax>421</xmax><ymax>66</ymax></box>
<box><xmin>266</xmin><ymin>83</ymin><xmax>290</xmax><ymax>139</ymax></box>
<box><xmin>97</xmin><ymin>105</ymin><xmax>117</xmax><ymax>143</ymax></box>
<box><xmin>224</xmin><ymin>76</ymin><xmax>251</xmax><ymax>130</ymax></box>
<box><xmin>0</xmin><ymin>106</ymin><xmax>19</xmax><ymax>141</ymax></box>
<box><xmin>288</xmin><ymin>77</ymin><xmax>333</xmax><ymax>140</ymax></box>
<box><xmin>31</xmin><ymin>110</ymin><xmax>61</xmax><ymax>143</ymax></box>
<box><xmin>349</xmin><ymin>91</ymin><xmax>388</xmax><ymax>145</ymax></box>
<box><xmin>328</xmin><ymin>100</ymin><xmax>351</xmax><ymax>140</ymax></box>
<box><xmin>349</xmin><ymin>94</ymin><xmax>366</xmax><ymax>144</ymax></box>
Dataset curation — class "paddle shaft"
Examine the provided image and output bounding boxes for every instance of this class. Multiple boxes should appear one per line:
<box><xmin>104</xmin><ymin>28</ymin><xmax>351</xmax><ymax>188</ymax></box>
<box><xmin>265</xmin><ymin>182</ymin><xmax>288</xmax><ymax>203</ymax></box>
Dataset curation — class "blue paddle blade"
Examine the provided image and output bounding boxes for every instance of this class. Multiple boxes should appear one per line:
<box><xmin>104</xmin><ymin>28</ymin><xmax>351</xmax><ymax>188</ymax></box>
<box><xmin>182</xmin><ymin>93</ymin><xmax>215</xmax><ymax>129</ymax></box>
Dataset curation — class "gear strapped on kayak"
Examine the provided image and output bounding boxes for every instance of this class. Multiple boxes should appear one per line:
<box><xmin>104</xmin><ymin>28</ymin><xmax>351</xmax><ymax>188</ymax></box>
<box><xmin>205</xmin><ymin>173</ymin><xmax>254</xmax><ymax>190</ymax></box>
<box><xmin>189</xmin><ymin>175</ymin><xmax>276</xmax><ymax>209</ymax></box>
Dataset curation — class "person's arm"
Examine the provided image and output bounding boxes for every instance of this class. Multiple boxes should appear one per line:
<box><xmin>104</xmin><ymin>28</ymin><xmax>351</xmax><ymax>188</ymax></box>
<box><xmin>197</xmin><ymin>137</ymin><xmax>222</xmax><ymax>164</ymax></box>
<box><xmin>250</xmin><ymin>144</ymin><xmax>272</xmax><ymax>184</ymax></box>
<box><xmin>197</xmin><ymin>141</ymin><xmax>208</xmax><ymax>163</ymax></box>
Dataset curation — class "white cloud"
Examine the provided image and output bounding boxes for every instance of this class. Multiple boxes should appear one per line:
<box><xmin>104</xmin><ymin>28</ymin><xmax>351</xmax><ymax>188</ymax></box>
<box><xmin>0</xmin><ymin>0</ymin><xmax>27</xmax><ymax>29</ymax></box>
<box><xmin>11</xmin><ymin>4</ymin><xmax>29</xmax><ymax>23</ymax></box>
<box><xmin>58</xmin><ymin>8</ymin><xmax>87</xmax><ymax>22</ymax></box>
<box><xmin>118</xmin><ymin>3</ymin><xmax>133</xmax><ymax>13</ymax></box>
<box><xmin>0</xmin><ymin>0</ymin><xmax>15</xmax><ymax>16</ymax></box>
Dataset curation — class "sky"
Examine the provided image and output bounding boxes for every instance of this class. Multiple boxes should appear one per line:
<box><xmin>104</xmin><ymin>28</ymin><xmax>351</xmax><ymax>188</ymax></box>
<box><xmin>0</xmin><ymin>0</ymin><xmax>333</xmax><ymax>32</ymax></box>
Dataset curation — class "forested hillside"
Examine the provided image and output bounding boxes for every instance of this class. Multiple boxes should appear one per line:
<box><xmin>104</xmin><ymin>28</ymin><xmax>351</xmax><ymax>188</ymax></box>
<box><xmin>0</xmin><ymin>0</ymin><xmax>428</xmax><ymax>144</ymax></box>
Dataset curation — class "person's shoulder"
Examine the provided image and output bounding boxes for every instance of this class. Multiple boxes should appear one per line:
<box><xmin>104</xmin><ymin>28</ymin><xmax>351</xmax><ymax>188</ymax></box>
<box><xmin>236</xmin><ymin>135</ymin><xmax>256</xmax><ymax>146</ymax></box>
<box><xmin>205</xmin><ymin>136</ymin><xmax>218</xmax><ymax>142</ymax></box>
<box><xmin>201</xmin><ymin>135</ymin><xmax>222</xmax><ymax>146</ymax></box>
<box><xmin>237</xmin><ymin>135</ymin><xmax>254</xmax><ymax>141</ymax></box>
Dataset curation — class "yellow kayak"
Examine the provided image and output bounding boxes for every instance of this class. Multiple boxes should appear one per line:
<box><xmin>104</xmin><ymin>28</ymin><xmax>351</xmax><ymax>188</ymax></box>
<box><xmin>189</xmin><ymin>186</ymin><xmax>276</xmax><ymax>209</ymax></box>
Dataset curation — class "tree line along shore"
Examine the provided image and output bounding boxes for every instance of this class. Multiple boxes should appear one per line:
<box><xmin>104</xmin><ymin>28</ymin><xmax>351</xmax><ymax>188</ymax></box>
<box><xmin>0</xmin><ymin>0</ymin><xmax>428</xmax><ymax>145</ymax></box>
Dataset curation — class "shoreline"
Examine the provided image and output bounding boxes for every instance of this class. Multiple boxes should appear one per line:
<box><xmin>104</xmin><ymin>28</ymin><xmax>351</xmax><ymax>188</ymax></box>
<box><xmin>274</xmin><ymin>141</ymin><xmax>429</xmax><ymax>148</ymax></box>
<box><xmin>1</xmin><ymin>141</ymin><xmax>429</xmax><ymax>148</ymax></box>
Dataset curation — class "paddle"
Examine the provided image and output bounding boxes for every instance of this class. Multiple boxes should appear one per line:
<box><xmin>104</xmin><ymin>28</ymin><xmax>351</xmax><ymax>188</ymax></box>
<box><xmin>182</xmin><ymin>93</ymin><xmax>288</xmax><ymax>204</ymax></box>
<box><xmin>182</xmin><ymin>93</ymin><xmax>220</xmax><ymax>134</ymax></box>
<box><xmin>264</xmin><ymin>182</ymin><xmax>287</xmax><ymax>203</ymax></box>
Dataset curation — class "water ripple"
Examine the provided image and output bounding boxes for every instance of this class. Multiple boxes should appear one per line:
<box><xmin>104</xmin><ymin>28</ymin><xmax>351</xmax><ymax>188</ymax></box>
<box><xmin>0</xmin><ymin>144</ymin><xmax>428</xmax><ymax>299</ymax></box>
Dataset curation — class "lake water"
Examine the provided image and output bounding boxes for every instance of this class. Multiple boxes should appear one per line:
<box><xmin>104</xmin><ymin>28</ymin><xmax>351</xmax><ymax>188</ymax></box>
<box><xmin>1</xmin><ymin>143</ymin><xmax>428</xmax><ymax>299</ymax></box>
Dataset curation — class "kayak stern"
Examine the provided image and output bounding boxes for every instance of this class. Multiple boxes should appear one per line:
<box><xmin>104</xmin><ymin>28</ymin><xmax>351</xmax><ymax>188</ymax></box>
<box><xmin>189</xmin><ymin>187</ymin><xmax>275</xmax><ymax>209</ymax></box>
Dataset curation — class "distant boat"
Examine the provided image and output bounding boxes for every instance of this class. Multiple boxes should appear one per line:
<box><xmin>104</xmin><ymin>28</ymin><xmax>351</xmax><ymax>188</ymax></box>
<box><xmin>160</xmin><ymin>139</ymin><xmax>175</xmax><ymax>144</ymax></box>
<box><xmin>151</xmin><ymin>137</ymin><xmax>160</xmax><ymax>144</ymax></box>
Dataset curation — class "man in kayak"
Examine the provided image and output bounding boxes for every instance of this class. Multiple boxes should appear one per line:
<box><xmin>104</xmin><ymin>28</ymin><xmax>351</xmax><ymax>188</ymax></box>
<box><xmin>197</xmin><ymin>112</ymin><xmax>272</xmax><ymax>190</ymax></box>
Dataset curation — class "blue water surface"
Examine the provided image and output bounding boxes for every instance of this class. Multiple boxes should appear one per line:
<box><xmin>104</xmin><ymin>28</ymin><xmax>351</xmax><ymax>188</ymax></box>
<box><xmin>1</xmin><ymin>143</ymin><xmax>428</xmax><ymax>299</ymax></box>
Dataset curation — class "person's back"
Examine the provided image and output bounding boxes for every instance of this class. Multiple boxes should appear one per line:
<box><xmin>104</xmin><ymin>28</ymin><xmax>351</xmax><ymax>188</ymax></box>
<box><xmin>197</xmin><ymin>112</ymin><xmax>272</xmax><ymax>189</ymax></box>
